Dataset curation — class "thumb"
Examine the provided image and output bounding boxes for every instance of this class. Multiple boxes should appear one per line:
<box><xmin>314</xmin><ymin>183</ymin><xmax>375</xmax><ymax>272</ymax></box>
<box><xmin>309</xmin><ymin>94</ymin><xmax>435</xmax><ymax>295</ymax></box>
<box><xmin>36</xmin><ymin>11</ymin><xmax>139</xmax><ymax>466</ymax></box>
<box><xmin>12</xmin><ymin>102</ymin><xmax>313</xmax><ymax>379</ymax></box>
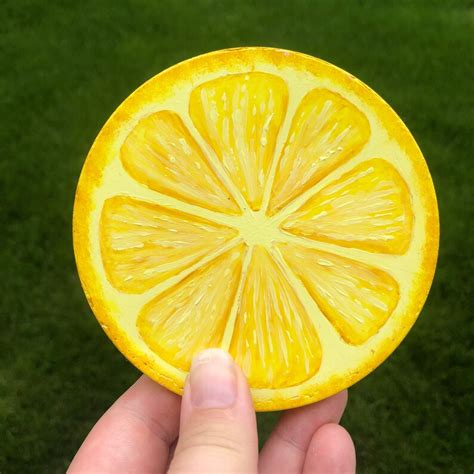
<box><xmin>169</xmin><ymin>349</ymin><xmax>258</xmax><ymax>473</ymax></box>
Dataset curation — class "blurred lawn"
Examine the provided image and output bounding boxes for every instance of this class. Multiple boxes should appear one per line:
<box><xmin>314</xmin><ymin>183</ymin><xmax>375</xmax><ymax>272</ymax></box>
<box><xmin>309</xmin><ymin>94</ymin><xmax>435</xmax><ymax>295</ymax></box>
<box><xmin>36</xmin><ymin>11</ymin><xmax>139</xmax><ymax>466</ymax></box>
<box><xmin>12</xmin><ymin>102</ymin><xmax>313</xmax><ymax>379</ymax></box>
<box><xmin>1</xmin><ymin>0</ymin><xmax>473</xmax><ymax>472</ymax></box>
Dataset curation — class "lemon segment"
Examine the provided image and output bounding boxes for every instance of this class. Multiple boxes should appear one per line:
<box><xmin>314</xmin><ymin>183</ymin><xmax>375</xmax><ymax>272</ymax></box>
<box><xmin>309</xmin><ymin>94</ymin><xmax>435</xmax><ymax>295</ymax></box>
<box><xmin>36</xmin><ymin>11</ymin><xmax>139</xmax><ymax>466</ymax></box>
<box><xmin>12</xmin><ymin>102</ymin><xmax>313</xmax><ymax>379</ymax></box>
<box><xmin>277</xmin><ymin>242</ymin><xmax>399</xmax><ymax>344</ymax></box>
<box><xmin>100</xmin><ymin>196</ymin><xmax>239</xmax><ymax>293</ymax></box>
<box><xmin>121</xmin><ymin>110</ymin><xmax>240</xmax><ymax>214</ymax></box>
<box><xmin>137</xmin><ymin>244</ymin><xmax>246</xmax><ymax>371</ymax></box>
<box><xmin>189</xmin><ymin>72</ymin><xmax>289</xmax><ymax>211</ymax></box>
<box><xmin>281</xmin><ymin>159</ymin><xmax>414</xmax><ymax>254</ymax></box>
<box><xmin>268</xmin><ymin>88</ymin><xmax>370</xmax><ymax>215</ymax></box>
<box><xmin>229</xmin><ymin>246</ymin><xmax>321</xmax><ymax>389</ymax></box>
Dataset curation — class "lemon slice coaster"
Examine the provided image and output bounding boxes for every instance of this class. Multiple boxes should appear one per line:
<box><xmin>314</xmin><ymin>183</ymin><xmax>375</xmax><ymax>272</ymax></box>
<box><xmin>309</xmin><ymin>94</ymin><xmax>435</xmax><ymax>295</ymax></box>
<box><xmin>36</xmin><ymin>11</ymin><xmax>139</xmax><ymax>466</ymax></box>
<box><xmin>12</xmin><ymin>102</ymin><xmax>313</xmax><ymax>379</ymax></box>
<box><xmin>73</xmin><ymin>47</ymin><xmax>439</xmax><ymax>410</ymax></box>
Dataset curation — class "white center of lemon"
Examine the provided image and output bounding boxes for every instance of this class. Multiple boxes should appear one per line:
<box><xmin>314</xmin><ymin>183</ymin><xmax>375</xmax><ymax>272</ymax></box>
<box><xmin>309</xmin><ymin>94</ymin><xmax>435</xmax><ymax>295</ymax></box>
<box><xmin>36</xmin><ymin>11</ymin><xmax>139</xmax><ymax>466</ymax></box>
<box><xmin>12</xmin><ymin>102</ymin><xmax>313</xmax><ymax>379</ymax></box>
<box><xmin>237</xmin><ymin>211</ymin><xmax>279</xmax><ymax>247</ymax></box>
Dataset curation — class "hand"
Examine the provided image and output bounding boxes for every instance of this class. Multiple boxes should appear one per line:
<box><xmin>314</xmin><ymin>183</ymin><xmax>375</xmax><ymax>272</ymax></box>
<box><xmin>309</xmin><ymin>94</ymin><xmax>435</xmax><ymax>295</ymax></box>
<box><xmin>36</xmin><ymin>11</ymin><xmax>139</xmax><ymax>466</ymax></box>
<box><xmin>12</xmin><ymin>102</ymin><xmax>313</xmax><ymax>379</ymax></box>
<box><xmin>69</xmin><ymin>349</ymin><xmax>355</xmax><ymax>473</ymax></box>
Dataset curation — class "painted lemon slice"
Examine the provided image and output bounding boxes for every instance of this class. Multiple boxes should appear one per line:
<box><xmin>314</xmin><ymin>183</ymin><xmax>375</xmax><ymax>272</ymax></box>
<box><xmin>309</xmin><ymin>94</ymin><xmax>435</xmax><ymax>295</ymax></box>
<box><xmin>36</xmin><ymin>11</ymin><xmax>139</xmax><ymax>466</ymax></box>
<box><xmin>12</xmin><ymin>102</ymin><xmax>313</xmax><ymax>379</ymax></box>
<box><xmin>73</xmin><ymin>47</ymin><xmax>439</xmax><ymax>410</ymax></box>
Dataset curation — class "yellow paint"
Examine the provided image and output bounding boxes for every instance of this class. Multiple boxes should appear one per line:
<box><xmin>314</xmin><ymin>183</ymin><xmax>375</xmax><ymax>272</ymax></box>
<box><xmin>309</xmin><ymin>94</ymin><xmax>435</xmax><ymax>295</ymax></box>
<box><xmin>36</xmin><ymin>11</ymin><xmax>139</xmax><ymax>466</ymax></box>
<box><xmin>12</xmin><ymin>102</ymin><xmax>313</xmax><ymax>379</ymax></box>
<box><xmin>73</xmin><ymin>47</ymin><xmax>439</xmax><ymax>410</ymax></box>
<box><xmin>100</xmin><ymin>196</ymin><xmax>239</xmax><ymax>293</ymax></box>
<box><xmin>121</xmin><ymin>110</ymin><xmax>240</xmax><ymax>214</ymax></box>
<box><xmin>269</xmin><ymin>88</ymin><xmax>370</xmax><ymax>215</ymax></box>
<box><xmin>190</xmin><ymin>72</ymin><xmax>288</xmax><ymax>211</ymax></box>
<box><xmin>281</xmin><ymin>159</ymin><xmax>413</xmax><ymax>254</ymax></box>
<box><xmin>137</xmin><ymin>245</ymin><xmax>246</xmax><ymax>371</ymax></box>
<box><xmin>277</xmin><ymin>242</ymin><xmax>399</xmax><ymax>344</ymax></box>
<box><xmin>229</xmin><ymin>246</ymin><xmax>321</xmax><ymax>388</ymax></box>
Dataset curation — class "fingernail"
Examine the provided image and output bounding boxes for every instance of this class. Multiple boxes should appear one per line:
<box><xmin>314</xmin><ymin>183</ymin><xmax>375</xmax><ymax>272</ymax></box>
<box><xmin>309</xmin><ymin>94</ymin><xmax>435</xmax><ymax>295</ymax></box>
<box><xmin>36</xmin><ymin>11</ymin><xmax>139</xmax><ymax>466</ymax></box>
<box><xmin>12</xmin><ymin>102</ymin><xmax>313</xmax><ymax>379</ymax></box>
<box><xmin>189</xmin><ymin>349</ymin><xmax>237</xmax><ymax>409</ymax></box>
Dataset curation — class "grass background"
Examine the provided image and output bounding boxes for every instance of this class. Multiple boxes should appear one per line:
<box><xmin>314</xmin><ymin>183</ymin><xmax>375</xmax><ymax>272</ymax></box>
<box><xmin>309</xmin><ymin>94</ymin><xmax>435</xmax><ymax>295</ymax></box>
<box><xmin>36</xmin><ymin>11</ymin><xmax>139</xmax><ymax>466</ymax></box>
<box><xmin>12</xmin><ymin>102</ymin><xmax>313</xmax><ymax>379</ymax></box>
<box><xmin>1</xmin><ymin>0</ymin><xmax>473</xmax><ymax>472</ymax></box>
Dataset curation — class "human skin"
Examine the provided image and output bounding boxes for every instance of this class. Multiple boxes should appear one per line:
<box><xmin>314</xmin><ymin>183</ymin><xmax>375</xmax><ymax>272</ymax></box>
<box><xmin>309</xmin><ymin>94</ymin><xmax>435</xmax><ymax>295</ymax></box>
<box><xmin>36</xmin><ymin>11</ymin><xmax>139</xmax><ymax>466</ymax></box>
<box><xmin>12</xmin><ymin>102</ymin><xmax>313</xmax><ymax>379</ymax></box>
<box><xmin>69</xmin><ymin>349</ymin><xmax>355</xmax><ymax>473</ymax></box>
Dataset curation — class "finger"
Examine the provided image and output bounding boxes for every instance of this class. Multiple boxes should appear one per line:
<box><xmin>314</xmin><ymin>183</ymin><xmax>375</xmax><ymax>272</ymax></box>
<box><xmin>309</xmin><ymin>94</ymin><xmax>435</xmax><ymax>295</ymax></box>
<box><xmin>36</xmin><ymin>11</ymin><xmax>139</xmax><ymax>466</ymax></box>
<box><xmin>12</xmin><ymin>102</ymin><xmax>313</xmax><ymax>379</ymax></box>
<box><xmin>169</xmin><ymin>349</ymin><xmax>258</xmax><ymax>473</ymax></box>
<box><xmin>259</xmin><ymin>390</ymin><xmax>348</xmax><ymax>474</ymax></box>
<box><xmin>68</xmin><ymin>375</ymin><xmax>180</xmax><ymax>473</ymax></box>
<box><xmin>303</xmin><ymin>423</ymin><xmax>356</xmax><ymax>473</ymax></box>
<box><xmin>166</xmin><ymin>438</ymin><xmax>178</xmax><ymax>471</ymax></box>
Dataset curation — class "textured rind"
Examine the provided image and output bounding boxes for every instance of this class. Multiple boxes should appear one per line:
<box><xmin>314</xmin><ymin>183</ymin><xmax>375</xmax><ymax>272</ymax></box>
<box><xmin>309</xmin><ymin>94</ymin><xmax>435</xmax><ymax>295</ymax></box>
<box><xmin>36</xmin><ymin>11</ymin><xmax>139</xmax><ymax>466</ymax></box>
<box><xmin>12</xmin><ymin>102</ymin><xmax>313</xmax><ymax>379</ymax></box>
<box><xmin>72</xmin><ymin>47</ymin><xmax>439</xmax><ymax>411</ymax></box>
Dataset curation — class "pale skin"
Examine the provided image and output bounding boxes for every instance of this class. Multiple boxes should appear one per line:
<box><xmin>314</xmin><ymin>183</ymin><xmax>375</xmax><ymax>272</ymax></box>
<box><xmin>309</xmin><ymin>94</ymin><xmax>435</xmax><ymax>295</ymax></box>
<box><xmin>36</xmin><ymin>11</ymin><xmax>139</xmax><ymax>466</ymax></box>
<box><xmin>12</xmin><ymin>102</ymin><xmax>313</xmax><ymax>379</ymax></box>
<box><xmin>69</xmin><ymin>349</ymin><xmax>356</xmax><ymax>473</ymax></box>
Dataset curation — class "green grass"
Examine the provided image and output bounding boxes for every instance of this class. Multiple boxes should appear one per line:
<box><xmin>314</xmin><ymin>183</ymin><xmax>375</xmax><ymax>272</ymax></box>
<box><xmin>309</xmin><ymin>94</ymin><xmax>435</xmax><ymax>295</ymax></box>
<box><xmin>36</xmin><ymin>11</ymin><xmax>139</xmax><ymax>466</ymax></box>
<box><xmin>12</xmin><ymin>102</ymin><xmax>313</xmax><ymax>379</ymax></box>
<box><xmin>1</xmin><ymin>0</ymin><xmax>473</xmax><ymax>472</ymax></box>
